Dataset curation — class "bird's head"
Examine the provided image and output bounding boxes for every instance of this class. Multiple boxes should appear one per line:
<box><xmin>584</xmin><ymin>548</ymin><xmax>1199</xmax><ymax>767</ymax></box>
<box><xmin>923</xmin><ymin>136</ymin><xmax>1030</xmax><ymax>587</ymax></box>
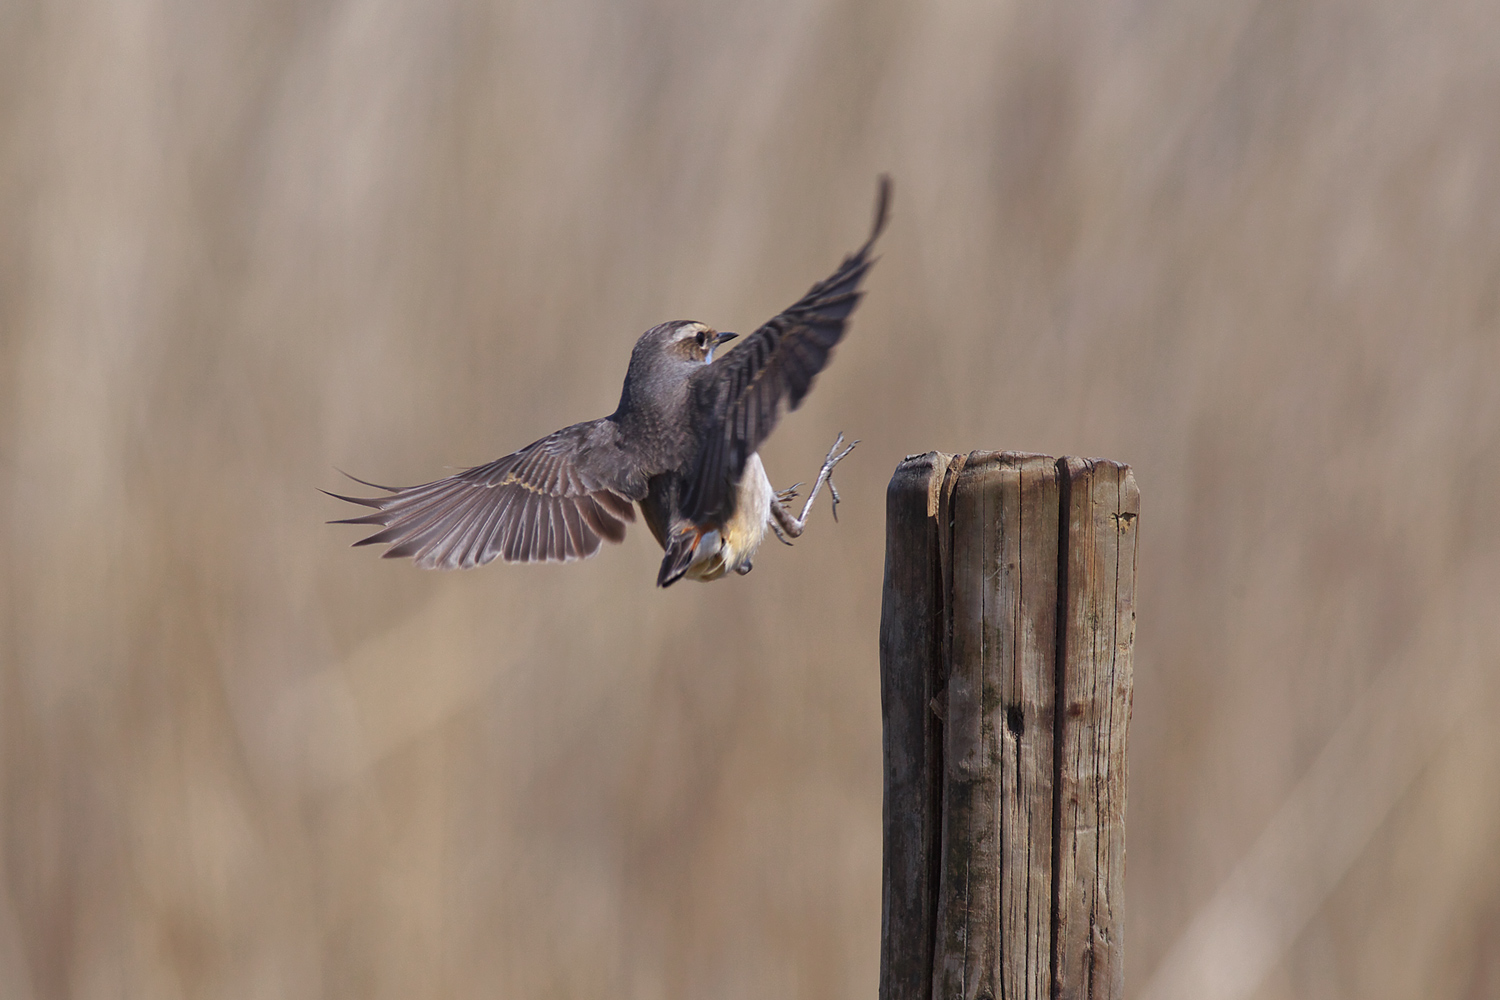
<box><xmin>616</xmin><ymin>321</ymin><xmax>736</xmax><ymax>419</ymax></box>
<box><xmin>650</xmin><ymin>321</ymin><xmax>737</xmax><ymax>365</ymax></box>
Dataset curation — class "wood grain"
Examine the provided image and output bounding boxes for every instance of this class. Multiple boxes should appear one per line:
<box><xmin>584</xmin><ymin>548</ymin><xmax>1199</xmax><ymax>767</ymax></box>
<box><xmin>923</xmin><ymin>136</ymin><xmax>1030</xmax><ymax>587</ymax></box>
<box><xmin>1052</xmin><ymin>458</ymin><xmax>1139</xmax><ymax>1000</ymax></box>
<box><xmin>994</xmin><ymin>455</ymin><xmax>1060</xmax><ymax>1000</ymax></box>
<box><xmin>930</xmin><ymin>453</ymin><xmax>1060</xmax><ymax>1000</ymax></box>
<box><xmin>880</xmin><ymin>452</ymin><xmax>1136</xmax><ymax>1000</ymax></box>
<box><xmin>879</xmin><ymin>452</ymin><xmax>953</xmax><ymax>1000</ymax></box>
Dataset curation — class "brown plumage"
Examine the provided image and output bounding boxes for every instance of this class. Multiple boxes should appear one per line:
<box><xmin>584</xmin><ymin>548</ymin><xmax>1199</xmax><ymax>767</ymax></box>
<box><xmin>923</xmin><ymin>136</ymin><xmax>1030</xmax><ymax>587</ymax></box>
<box><xmin>327</xmin><ymin>177</ymin><xmax>889</xmax><ymax>585</ymax></box>
<box><xmin>326</xmin><ymin>420</ymin><xmax>641</xmax><ymax>569</ymax></box>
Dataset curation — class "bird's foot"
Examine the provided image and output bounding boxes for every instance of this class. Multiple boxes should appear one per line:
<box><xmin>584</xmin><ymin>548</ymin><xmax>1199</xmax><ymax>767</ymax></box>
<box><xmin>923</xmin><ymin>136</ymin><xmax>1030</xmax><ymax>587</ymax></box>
<box><xmin>769</xmin><ymin>433</ymin><xmax>859</xmax><ymax>538</ymax></box>
<box><xmin>810</xmin><ymin>433</ymin><xmax>858</xmax><ymax>523</ymax></box>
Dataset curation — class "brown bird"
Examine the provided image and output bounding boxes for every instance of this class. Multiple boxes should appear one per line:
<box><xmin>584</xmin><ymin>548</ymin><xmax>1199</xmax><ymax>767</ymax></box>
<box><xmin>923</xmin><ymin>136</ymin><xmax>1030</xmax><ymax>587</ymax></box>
<box><xmin>328</xmin><ymin>177</ymin><xmax>889</xmax><ymax>587</ymax></box>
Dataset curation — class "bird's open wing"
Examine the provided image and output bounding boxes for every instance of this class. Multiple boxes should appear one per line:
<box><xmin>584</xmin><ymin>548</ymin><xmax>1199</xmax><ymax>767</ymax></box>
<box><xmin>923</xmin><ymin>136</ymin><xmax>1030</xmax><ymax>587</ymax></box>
<box><xmin>681</xmin><ymin>176</ymin><xmax>889</xmax><ymax>524</ymax></box>
<box><xmin>326</xmin><ymin>418</ymin><xmax>645</xmax><ymax>570</ymax></box>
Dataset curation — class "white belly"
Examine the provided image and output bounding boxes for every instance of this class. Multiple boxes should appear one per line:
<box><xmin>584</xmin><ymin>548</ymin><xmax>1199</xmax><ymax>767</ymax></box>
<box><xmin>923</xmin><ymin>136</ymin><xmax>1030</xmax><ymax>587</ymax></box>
<box><xmin>684</xmin><ymin>452</ymin><xmax>773</xmax><ymax>582</ymax></box>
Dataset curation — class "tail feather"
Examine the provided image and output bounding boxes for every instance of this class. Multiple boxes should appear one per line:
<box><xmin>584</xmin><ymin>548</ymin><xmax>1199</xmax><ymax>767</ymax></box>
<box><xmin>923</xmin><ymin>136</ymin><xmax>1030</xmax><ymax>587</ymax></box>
<box><xmin>657</xmin><ymin>528</ymin><xmax>701</xmax><ymax>588</ymax></box>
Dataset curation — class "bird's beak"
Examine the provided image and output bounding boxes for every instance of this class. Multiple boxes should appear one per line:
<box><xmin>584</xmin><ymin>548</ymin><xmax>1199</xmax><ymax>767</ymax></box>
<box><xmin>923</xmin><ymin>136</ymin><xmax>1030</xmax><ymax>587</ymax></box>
<box><xmin>706</xmin><ymin>330</ymin><xmax>737</xmax><ymax>363</ymax></box>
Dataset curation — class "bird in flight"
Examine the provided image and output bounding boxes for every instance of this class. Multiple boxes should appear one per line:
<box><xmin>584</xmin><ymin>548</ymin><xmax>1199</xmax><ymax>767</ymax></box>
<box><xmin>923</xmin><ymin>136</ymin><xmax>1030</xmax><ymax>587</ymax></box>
<box><xmin>328</xmin><ymin>177</ymin><xmax>889</xmax><ymax>587</ymax></box>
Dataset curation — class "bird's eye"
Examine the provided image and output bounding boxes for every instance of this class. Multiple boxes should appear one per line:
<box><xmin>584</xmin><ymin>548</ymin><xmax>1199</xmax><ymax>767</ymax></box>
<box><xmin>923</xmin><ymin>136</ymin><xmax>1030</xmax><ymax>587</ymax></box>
<box><xmin>696</xmin><ymin>329</ymin><xmax>709</xmax><ymax>348</ymax></box>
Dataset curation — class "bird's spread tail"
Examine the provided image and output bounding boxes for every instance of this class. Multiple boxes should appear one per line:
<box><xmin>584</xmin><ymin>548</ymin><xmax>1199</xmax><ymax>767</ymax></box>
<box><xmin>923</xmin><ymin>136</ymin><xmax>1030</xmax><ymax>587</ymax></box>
<box><xmin>657</xmin><ymin>525</ymin><xmax>709</xmax><ymax>587</ymax></box>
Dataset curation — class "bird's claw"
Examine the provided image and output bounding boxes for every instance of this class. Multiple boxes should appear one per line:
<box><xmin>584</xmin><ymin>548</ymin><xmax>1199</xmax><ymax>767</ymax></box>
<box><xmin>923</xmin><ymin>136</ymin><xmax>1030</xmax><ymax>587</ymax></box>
<box><xmin>770</xmin><ymin>519</ymin><xmax>794</xmax><ymax>546</ymax></box>
<box><xmin>819</xmin><ymin>433</ymin><xmax>858</xmax><ymax>522</ymax></box>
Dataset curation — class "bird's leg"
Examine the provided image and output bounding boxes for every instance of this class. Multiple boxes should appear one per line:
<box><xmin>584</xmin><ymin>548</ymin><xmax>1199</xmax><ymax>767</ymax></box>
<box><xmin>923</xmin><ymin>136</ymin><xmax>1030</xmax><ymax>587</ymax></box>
<box><xmin>768</xmin><ymin>483</ymin><xmax>802</xmax><ymax>545</ymax></box>
<box><xmin>768</xmin><ymin>433</ymin><xmax>858</xmax><ymax>541</ymax></box>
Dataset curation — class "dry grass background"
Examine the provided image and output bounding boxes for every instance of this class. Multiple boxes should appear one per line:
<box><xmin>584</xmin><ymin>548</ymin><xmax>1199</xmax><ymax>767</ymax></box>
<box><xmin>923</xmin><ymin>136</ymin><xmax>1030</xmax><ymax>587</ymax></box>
<box><xmin>3</xmin><ymin>0</ymin><xmax>1499</xmax><ymax>997</ymax></box>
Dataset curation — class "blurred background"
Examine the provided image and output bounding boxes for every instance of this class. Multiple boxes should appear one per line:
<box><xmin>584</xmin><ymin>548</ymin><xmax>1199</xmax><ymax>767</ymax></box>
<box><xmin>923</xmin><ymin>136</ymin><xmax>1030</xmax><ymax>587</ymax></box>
<box><xmin>3</xmin><ymin>0</ymin><xmax>1499</xmax><ymax>997</ymax></box>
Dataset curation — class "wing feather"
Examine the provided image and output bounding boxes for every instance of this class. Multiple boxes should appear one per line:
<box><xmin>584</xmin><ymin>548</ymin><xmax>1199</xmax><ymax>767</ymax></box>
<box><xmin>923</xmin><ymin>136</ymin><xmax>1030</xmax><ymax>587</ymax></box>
<box><xmin>448</xmin><ymin>493</ymin><xmax>495</xmax><ymax>569</ymax></box>
<box><xmin>327</xmin><ymin>417</ymin><xmax>644</xmax><ymax>569</ymax></box>
<box><xmin>519</xmin><ymin>491</ymin><xmax>539</xmax><ymax>562</ymax></box>
<box><xmin>681</xmin><ymin>177</ymin><xmax>889</xmax><ymax>523</ymax></box>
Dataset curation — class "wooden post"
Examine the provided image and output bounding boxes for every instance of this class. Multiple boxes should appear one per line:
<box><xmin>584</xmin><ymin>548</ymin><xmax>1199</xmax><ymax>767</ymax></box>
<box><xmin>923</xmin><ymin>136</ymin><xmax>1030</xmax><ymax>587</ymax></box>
<box><xmin>879</xmin><ymin>452</ymin><xmax>1139</xmax><ymax>1000</ymax></box>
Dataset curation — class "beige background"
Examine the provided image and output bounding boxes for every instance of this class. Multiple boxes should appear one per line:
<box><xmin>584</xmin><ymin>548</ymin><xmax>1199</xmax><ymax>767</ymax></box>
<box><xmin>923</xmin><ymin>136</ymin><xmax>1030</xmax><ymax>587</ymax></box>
<box><xmin>3</xmin><ymin>0</ymin><xmax>1499</xmax><ymax>997</ymax></box>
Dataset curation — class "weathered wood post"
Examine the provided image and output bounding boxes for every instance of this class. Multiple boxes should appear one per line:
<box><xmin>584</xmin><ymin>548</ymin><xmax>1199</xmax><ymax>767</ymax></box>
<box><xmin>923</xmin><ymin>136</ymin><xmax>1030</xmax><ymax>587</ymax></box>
<box><xmin>878</xmin><ymin>451</ymin><xmax>1138</xmax><ymax>1000</ymax></box>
